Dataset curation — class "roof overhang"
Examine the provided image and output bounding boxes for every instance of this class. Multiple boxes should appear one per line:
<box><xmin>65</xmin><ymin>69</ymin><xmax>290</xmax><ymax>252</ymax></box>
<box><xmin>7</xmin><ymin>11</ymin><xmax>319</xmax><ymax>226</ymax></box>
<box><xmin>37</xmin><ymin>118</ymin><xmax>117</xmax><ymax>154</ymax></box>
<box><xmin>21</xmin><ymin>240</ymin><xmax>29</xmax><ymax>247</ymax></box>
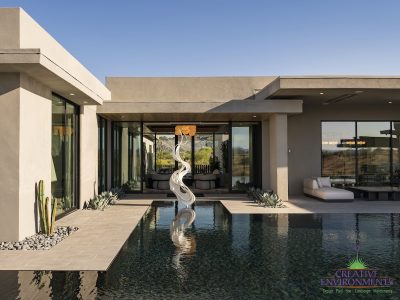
<box><xmin>0</xmin><ymin>49</ymin><xmax>110</xmax><ymax>105</ymax></box>
<box><xmin>255</xmin><ymin>76</ymin><xmax>400</xmax><ymax>105</ymax></box>
<box><xmin>97</xmin><ymin>99</ymin><xmax>303</xmax><ymax>121</ymax></box>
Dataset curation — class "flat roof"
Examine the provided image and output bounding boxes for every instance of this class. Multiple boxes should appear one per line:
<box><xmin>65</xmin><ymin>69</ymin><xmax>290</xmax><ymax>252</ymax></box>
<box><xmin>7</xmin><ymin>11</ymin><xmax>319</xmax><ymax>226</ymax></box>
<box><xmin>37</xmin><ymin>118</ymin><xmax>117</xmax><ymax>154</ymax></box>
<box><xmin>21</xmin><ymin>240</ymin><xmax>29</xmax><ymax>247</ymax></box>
<box><xmin>0</xmin><ymin>8</ymin><xmax>110</xmax><ymax>105</ymax></box>
<box><xmin>255</xmin><ymin>76</ymin><xmax>400</xmax><ymax>105</ymax></box>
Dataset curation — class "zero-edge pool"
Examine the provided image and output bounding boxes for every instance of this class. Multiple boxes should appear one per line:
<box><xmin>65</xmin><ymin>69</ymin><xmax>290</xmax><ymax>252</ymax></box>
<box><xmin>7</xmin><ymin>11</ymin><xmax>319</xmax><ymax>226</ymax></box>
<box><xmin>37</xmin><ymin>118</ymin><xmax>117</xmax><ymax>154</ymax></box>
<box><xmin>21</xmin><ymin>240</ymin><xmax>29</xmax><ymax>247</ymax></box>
<box><xmin>0</xmin><ymin>201</ymin><xmax>399</xmax><ymax>299</ymax></box>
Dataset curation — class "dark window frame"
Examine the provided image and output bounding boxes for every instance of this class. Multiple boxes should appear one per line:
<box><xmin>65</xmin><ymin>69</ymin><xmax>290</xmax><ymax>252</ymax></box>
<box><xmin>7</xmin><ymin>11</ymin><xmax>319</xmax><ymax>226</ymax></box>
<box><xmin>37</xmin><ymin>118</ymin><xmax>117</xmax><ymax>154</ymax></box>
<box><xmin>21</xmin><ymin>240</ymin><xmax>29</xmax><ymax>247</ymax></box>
<box><xmin>321</xmin><ymin>120</ymin><xmax>398</xmax><ymax>187</ymax></box>
<box><xmin>52</xmin><ymin>93</ymin><xmax>80</xmax><ymax>219</ymax></box>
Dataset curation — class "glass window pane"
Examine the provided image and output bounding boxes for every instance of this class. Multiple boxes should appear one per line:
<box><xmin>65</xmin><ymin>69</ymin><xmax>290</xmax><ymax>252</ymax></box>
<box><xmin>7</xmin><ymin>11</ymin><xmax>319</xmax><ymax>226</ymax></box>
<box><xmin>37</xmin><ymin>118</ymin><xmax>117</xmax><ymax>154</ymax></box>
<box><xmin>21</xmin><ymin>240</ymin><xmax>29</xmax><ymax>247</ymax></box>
<box><xmin>112</xmin><ymin>122</ymin><xmax>142</xmax><ymax>192</ymax></box>
<box><xmin>64</xmin><ymin>102</ymin><xmax>77</xmax><ymax>211</ymax></box>
<box><xmin>392</xmin><ymin>122</ymin><xmax>400</xmax><ymax>185</ymax></box>
<box><xmin>357</xmin><ymin>122</ymin><xmax>391</xmax><ymax>186</ymax></box>
<box><xmin>232</xmin><ymin>124</ymin><xmax>253</xmax><ymax>191</ymax></box>
<box><xmin>156</xmin><ymin>134</ymin><xmax>175</xmax><ymax>172</ymax></box>
<box><xmin>194</xmin><ymin>134</ymin><xmax>213</xmax><ymax>174</ymax></box>
<box><xmin>321</xmin><ymin>122</ymin><xmax>356</xmax><ymax>187</ymax></box>
<box><xmin>98</xmin><ymin>117</ymin><xmax>107</xmax><ymax>193</ymax></box>
<box><xmin>51</xmin><ymin>95</ymin><xmax>78</xmax><ymax>215</ymax></box>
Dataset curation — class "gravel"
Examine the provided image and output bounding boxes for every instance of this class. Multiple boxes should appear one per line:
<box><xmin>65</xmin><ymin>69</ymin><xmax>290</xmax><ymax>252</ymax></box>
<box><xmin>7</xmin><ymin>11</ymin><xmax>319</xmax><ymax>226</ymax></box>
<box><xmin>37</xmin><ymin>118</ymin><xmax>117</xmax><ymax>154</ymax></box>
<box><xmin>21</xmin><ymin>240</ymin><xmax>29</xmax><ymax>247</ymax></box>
<box><xmin>0</xmin><ymin>226</ymin><xmax>79</xmax><ymax>251</ymax></box>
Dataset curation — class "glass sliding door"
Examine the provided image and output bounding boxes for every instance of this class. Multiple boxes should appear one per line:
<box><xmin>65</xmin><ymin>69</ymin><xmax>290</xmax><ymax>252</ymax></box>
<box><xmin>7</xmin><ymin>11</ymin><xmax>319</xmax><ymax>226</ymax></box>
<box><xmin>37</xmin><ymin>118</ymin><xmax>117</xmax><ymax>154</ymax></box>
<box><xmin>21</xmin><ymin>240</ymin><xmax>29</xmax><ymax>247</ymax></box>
<box><xmin>155</xmin><ymin>134</ymin><xmax>175</xmax><ymax>172</ymax></box>
<box><xmin>112</xmin><ymin>122</ymin><xmax>142</xmax><ymax>192</ymax></box>
<box><xmin>321</xmin><ymin>122</ymin><xmax>356</xmax><ymax>186</ymax></box>
<box><xmin>392</xmin><ymin>122</ymin><xmax>400</xmax><ymax>185</ymax></box>
<box><xmin>321</xmin><ymin>121</ymin><xmax>397</xmax><ymax>187</ymax></box>
<box><xmin>194</xmin><ymin>134</ymin><xmax>213</xmax><ymax>174</ymax></box>
<box><xmin>231</xmin><ymin>123</ymin><xmax>260</xmax><ymax>191</ymax></box>
<box><xmin>98</xmin><ymin>116</ymin><xmax>107</xmax><ymax>193</ymax></box>
<box><xmin>357</xmin><ymin>122</ymin><xmax>391</xmax><ymax>186</ymax></box>
<box><xmin>214</xmin><ymin>131</ymin><xmax>230</xmax><ymax>189</ymax></box>
<box><xmin>51</xmin><ymin>94</ymin><xmax>79</xmax><ymax>215</ymax></box>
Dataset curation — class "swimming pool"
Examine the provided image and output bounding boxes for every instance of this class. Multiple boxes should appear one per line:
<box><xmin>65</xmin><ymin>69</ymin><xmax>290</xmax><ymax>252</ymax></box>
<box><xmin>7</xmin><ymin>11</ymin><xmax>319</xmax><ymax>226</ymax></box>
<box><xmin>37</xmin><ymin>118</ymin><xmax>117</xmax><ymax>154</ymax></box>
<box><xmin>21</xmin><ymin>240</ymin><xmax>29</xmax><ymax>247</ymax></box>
<box><xmin>0</xmin><ymin>201</ymin><xmax>399</xmax><ymax>299</ymax></box>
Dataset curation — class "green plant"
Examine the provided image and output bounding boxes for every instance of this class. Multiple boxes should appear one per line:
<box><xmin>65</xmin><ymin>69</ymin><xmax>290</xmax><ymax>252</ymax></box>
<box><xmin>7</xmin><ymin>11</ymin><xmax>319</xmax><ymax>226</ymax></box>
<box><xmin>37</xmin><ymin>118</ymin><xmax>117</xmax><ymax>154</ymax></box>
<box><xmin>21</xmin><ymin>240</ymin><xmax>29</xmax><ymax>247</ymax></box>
<box><xmin>86</xmin><ymin>189</ymin><xmax>121</xmax><ymax>210</ymax></box>
<box><xmin>210</xmin><ymin>160</ymin><xmax>221</xmax><ymax>172</ymax></box>
<box><xmin>247</xmin><ymin>186</ymin><xmax>286</xmax><ymax>208</ymax></box>
<box><xmin>38</xmin><ymin>180</ymin><xmax>57</xmax><ymax>235</ymax></box>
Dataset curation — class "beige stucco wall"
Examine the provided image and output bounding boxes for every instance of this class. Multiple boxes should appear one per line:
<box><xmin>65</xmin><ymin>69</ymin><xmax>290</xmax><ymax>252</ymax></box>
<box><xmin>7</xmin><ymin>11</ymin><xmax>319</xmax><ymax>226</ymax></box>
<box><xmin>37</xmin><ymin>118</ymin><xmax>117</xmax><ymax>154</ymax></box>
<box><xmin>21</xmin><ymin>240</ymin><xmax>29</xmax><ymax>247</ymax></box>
<box><xmin>19</xmin><ymin>74</ymin><xmax>52</xmax><ymax>239</ymax></box>
<box><xmin>288</xmin><ymin>102</ymin><xmax>400</xmax><ymax>195</ymax></box>
<box><xmin>0</xmin><ymin>73</ymin><xmax>52</xmax><ymax>241</ymax></box>
<box><xmin>80</xmin><ymin>105</ymin><xmax>98</xmax><ymax>208</ymax></box>
<box><xmin>0</xmin><ymin>8</ymin><xmax>111</xmax><ymax>104</ymax></box>
<box><xmin>106</xmin><ymin>77</ymin><xmax>276</xmax><ymax>103</ymax></box>
<box><xmin>269</xmin><ymin>114</ymin><xmax>288</xmax><ymax>201</ymax></box>
<box><xmin>0</xmin><ymin>73</ymin><xmax>20</xmax><ymax>241</ymax></box>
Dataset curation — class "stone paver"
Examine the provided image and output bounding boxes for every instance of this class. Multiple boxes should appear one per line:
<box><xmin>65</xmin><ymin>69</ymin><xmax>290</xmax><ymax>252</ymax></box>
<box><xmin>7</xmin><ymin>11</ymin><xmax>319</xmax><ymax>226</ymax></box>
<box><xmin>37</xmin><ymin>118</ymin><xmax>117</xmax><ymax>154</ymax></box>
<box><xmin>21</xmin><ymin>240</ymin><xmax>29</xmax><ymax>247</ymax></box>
<box><xmin>0</xmin><ymin>199</ymin><xmax>152</xmax><ymax>271</ymax></box>
<box><xmin>222</xmin><ymin>195</ymin><xmax>400</xmax><ymax>214</ymax></box>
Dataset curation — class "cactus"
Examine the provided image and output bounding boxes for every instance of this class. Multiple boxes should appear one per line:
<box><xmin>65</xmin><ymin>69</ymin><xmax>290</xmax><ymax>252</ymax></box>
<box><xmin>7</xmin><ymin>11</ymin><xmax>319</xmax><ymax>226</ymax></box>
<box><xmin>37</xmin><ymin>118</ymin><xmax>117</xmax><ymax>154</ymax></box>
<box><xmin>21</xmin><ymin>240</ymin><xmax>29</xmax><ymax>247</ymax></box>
<box><xmin>38</xmin><ymin>180</ymin><xmax>57</xmax><ymax>235</ymax></box>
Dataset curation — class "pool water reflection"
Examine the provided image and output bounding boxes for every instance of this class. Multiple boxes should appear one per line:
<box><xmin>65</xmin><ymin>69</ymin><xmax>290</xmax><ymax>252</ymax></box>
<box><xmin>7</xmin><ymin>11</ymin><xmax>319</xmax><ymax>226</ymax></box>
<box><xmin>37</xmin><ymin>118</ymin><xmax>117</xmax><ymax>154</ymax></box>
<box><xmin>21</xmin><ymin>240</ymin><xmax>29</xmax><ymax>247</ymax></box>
<box><xmin>0</xmin><ymin>201</ymin><xmax>399</xmax><ymax>299</ymax></box>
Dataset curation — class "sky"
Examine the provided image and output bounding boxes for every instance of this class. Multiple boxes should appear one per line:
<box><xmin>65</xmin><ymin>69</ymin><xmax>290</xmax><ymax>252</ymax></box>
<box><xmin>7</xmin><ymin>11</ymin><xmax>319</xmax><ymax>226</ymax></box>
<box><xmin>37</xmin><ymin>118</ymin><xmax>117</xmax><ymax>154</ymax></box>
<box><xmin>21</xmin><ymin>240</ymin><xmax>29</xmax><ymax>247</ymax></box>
<box><xmin>1</xmin><ymin>0</ymin><xmax>400</xmax><ymax>81</ymax></box>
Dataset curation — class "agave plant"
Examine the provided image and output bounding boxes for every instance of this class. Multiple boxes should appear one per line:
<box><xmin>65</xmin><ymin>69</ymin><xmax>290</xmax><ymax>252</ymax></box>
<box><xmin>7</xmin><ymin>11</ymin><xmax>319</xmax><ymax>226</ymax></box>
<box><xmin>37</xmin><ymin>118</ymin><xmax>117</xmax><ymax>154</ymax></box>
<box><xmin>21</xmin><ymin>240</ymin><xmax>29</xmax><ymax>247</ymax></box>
<box><xmin>247</xmin><ymin>187</ymin><xmax>286</xmax><ymax>208</ymax></box>
<box><xmin>86</xmin><ymin>189</ymin><xmax>121</xmax><ymax>210</ymax></box>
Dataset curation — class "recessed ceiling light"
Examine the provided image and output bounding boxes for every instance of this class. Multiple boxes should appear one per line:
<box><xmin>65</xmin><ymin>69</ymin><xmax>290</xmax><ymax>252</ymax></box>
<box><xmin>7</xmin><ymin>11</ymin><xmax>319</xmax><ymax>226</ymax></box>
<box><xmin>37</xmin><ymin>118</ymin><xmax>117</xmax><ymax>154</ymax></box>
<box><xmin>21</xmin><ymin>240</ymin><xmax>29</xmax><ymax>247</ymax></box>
<box><xmin>319</xmin><ymin>92</ymin><xmax>324</xmax><ymax>95</ymax></box>
<box><xmin>388</xmin><ymin>101</ymin><xmax>393</xmax><ymax>104</ymax></box>
<box><xmin>252</xmin><ymin>115</ymin><xmax>257</xmax><ymax>118</ymax></box>
<box><xmin>69</xmin><ymin>93</ymin><xmax>75</xmax><ymax>96</ymax></box>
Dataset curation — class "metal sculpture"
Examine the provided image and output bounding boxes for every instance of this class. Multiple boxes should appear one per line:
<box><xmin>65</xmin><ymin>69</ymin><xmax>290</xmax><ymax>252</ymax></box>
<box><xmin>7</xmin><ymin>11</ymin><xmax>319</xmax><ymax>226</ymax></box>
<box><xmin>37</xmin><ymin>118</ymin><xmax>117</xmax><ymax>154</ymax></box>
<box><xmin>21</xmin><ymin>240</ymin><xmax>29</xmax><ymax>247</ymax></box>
<box><xmin>169</xmin><ymin>126</ymin><xmax>196</xmax><ymax>207</ymax></box>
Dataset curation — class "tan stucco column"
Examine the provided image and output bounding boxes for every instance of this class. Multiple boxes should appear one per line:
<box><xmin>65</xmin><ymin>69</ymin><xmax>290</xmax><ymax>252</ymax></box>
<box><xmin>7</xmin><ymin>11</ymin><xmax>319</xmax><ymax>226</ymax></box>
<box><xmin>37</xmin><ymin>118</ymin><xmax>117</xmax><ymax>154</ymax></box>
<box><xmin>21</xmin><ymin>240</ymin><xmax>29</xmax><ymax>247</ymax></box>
<box><xmin>79</xmin><ymin>105</ymin><xmax>99</xmax><ymax>209</ymax></box>
<box><xmin>0</xmin><ymin>73</ymin><xmax>52</xmax><ymax>241</ymax></box>
<box><xmin>269</xmin><ymin>114</ymin><xmax>289</xmax><ymax>201</ymax></box>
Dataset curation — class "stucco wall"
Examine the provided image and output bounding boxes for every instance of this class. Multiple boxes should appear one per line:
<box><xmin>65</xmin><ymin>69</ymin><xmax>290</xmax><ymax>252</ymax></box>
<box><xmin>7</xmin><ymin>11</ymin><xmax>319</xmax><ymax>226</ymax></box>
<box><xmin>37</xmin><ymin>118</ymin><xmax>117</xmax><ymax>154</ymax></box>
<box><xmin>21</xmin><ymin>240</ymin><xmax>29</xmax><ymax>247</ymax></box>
<box><xmin>0</xmin><ymin>73</ymin><xmax>20</xmax><ymax>241</ymax></box>
<box><xmin>288</xmin><ymin>102</ymin><xmax>400</xmax><ymax>195</ymax></box>
<box><xmin>80</xmin><ymin>105</ymin><xmax>98</xmax><ymax>208</ymax></box>
<box><xmin>19</xmin><ymin>74</ymin><xmax>52</xmax><ymax>239</ymax></box>
<box><xmin>106</xmin><ymin>77</ymin><xmax>276</xmax><ymax>103</ymax></box>
<box><xmin>0</xmin><ymin>73</ymin><xmax>52</xmax><ymax>241</ymax></box>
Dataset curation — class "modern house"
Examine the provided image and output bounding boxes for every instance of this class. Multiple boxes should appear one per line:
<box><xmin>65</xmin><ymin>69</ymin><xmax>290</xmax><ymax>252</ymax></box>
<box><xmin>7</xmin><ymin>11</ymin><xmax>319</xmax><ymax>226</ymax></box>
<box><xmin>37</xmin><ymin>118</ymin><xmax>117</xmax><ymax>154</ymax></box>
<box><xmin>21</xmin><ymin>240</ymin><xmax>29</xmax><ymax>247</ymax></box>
<box><xmin>1</xmin><ymin>7</ymin><xmax>400</xmax><ymax>242</ymax></box>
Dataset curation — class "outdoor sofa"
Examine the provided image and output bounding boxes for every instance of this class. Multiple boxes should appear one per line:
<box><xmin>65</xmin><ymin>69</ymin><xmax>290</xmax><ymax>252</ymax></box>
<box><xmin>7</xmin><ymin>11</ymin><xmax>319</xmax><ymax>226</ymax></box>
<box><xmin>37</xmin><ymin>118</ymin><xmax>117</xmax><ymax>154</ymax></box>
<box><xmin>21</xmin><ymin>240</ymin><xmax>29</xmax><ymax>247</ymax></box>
<box><xmin>303</xmin><ymin>177</ymin><xmax>354</xmax><ymax>202</ymax></box>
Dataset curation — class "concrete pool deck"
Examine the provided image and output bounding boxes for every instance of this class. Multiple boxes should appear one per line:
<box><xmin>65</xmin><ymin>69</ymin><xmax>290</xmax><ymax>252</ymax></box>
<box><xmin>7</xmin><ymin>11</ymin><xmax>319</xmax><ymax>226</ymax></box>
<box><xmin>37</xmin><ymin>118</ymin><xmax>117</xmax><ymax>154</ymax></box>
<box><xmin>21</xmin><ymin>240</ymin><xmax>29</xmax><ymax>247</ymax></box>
<box><xmin>221</xmin><ymin>195</ymin><xmax>400</xmax><ymax>214</ymax></box>
<box><xmin>0</xmin><ymin>199</ymin><xmax>152</xmax><ymax>271</ymax></box>
<box><xmin>1</xmin><ymin>194</ymin><xmax>399</xmax><ymax>271</ymax></box>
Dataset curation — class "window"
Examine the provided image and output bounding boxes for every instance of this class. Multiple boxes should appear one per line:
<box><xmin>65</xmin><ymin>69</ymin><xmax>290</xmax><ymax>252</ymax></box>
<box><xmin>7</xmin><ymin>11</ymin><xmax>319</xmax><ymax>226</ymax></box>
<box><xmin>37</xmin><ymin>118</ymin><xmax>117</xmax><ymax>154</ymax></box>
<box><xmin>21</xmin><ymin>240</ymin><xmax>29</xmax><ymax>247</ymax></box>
<box><xmin>52</xmin><ymin>94</ymin><xmax>79</xmax><ymax>215</ymax></box>
<box><xmin>357</xmin><ymin>122</ymin><xmax>391</xmax><ymax>186</ymax></box>
<box><xmin>112</xmin><ymin>122</ymin><xmax>142</xmax><ymax>192</ymax></box>
<box><xmin>231</xmin><ymin>122</ymin><xmax>261</xmax><ymax>191</ymax></box>
<box><xmin>322</xmin><ymin>121</ymin><xmax>397</xmax><ymax>187</ymax></box>
<box><xmin>98</xmin><ymin>116</ymin><xmax>107</xmax><ymax>193</ymax></box>
<box><xmin>321</xmin><ymin>122</ymin><xmax>356</xmax><ymax>186</ymax></box>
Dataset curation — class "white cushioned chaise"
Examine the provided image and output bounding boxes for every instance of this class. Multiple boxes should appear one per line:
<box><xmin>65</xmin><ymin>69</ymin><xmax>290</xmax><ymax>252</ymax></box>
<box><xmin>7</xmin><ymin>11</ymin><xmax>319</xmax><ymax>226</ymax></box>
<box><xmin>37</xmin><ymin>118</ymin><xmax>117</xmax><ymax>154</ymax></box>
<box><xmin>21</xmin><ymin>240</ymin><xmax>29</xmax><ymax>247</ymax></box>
<box><xmin>304</xmin><ymin>177</ymin><xmax>354</xmax><ymax>201</ymax></box>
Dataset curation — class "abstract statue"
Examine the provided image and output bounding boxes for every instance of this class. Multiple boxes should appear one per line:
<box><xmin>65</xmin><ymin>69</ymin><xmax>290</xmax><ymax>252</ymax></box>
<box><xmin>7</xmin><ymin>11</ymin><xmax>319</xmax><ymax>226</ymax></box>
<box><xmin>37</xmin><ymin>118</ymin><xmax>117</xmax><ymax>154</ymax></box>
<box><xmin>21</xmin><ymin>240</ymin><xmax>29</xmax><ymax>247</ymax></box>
<box><xmin>169</xmin><ymin>125</ymin><xmax>196</xmax><ymax>207</ymax></box>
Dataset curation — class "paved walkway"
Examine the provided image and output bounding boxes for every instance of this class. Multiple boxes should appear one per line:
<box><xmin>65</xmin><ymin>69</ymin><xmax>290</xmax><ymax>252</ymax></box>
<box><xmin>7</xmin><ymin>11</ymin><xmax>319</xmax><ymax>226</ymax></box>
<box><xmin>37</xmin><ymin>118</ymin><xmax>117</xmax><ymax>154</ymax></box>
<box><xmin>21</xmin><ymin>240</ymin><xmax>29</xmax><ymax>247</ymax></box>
<box><xmin>222</xmin><ymin>195</ymin><xmax>400</xmax><ymax>214</ymax></box>
<box><xmin>0</xmin><ymin>199</ymin><xmax>152</xmax><ymax>271</ymax></box>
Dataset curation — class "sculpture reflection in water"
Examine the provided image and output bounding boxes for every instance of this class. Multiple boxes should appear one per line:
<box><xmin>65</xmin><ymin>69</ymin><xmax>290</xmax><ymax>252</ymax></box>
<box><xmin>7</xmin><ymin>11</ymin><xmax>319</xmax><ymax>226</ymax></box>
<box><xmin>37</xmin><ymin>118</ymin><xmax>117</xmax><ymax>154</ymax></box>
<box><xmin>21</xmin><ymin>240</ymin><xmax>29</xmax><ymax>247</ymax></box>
<box><xmin>170</xmin><ymin>207</ymin><xmax>196</xmax><ymax>277</ymax></box>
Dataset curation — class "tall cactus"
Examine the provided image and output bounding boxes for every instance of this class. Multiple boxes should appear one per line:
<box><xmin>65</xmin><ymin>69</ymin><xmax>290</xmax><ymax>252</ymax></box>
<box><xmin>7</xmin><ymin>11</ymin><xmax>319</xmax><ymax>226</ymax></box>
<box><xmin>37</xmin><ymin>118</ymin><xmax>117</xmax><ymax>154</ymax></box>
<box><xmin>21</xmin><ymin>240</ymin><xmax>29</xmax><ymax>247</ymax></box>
<box><xmin>38</xmin><ymin>180</ymin><xmax>57</xmax><ymax>235</ymax></box>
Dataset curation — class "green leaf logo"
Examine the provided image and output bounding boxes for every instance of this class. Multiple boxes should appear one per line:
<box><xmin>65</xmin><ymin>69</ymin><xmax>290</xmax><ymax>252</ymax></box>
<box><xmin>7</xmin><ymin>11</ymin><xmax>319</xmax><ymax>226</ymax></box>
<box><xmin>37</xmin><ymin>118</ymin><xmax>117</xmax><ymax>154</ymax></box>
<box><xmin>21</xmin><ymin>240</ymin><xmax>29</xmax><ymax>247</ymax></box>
<box><xmin>347</xmin><ymin>254</ymin><xmax>367</xmax><ymax>269</ymax></box>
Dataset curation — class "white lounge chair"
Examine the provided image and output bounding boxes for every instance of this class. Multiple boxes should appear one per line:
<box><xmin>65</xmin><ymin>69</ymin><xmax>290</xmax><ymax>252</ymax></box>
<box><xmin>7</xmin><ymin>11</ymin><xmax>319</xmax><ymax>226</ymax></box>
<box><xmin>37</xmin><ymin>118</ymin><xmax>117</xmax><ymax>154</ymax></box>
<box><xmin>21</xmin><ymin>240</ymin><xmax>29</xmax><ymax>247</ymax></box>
<box><xmin>304</xmin><ymin>177</ymin><xmax>354</xmax><ymax>202</ymax></box>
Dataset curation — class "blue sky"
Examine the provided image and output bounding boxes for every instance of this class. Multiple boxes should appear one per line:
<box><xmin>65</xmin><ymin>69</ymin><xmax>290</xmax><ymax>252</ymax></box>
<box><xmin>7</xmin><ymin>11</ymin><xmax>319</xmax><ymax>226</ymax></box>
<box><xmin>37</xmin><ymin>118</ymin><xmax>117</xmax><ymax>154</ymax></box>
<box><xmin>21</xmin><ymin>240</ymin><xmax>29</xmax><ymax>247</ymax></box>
<box><xmin>1</xmin><ymin>0</ymin><xmax>400</xmax><ymax>81</ymax></box>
